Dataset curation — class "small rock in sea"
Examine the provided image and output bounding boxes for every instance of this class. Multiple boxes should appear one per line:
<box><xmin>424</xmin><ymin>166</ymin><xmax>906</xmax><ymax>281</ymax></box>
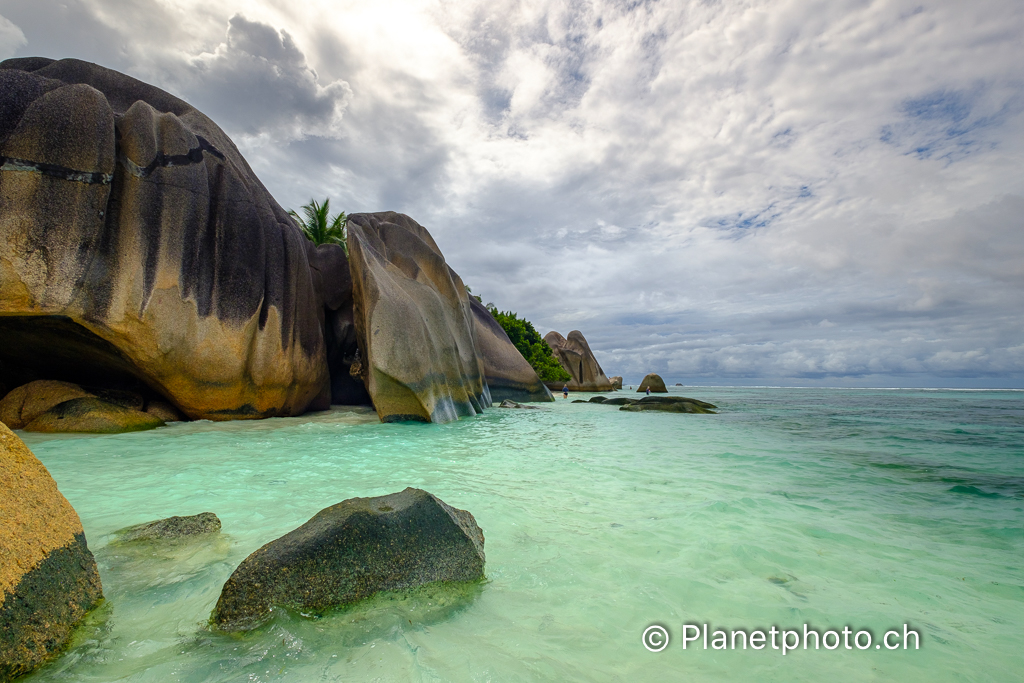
<box><xmin>675</xmin><ymin>383</ymin><xmax>683</xmax><ymax>386</ymax></box>
<box><xmin>211</xmin><ymin>488</ymin><xmax>485</xmax><ymax>632</ymax></box>
<box><xmin>498</xmin><ymin>399</ymin><xmax>541</xmax><ymax>409</ymax></box>
<box><xmin>636</xmin><ymin>373</ymin><xmax>668</xmax><ymax>393</ymax></box>
<box><xmin>588</xmin><ymin>396</ymin><xmax>608</xmax><ymax>403</ymax></box>
<box><xmin>571</xmin><ymin>399</ymin><xmax>589</xmax><ymax>403</ymax></box>
<box><xmin>113</xmin><ymin>512</ymin><xmax>221</xmax><ymax>543</ymax></box>
<box><xmin>601</xmin><ymin>397</ymin><xmax>638</xmax><ymax>406</ymax></box>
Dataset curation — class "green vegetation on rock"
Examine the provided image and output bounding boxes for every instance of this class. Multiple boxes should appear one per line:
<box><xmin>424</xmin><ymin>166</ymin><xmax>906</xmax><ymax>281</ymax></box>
<box><xmin>487</xmin><ymin>309</ymin><xmax>571</xmax><ymax>383</ymax></box>
<box><xmin>289</xmin><ymin>198</ymin><xmax>348</xmax><ymax>253</ymax></box>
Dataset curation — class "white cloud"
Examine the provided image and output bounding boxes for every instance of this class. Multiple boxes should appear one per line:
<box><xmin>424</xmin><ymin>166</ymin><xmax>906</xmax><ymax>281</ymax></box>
<box><xmin>8</xmin><ymin>0</ymin><xmax>1024</xmax><ymax>385</ymax></box>
<box><xmin>0</xmin><ymin>14</ymin><xmax>26</xmax><ymax>60</ymax></box>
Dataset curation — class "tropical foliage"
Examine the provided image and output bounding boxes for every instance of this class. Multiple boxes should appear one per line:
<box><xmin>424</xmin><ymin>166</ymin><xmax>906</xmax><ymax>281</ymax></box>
<box><xmin>288</xmin><ymin>198</ymin><xmax>348</xmax><ymax>254</ymax></box>
<box><xmin>489</xmin><ymin>309</ymin><xmax>571</xmax><ymax>382</ymax></box>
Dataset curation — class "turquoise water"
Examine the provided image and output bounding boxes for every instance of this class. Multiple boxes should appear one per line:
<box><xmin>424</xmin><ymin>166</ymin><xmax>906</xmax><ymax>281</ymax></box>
<box><xmin>17</xmin><ymin>387</ymin><xmax>1024</xmax><ymax>682</ymax></box>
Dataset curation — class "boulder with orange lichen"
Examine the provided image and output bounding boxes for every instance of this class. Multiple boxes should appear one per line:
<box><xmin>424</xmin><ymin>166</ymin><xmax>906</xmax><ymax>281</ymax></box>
<box><xmin>0</xmin><ymin>422</ymin><xmax>103</xmax><ymax>681</ymax></box>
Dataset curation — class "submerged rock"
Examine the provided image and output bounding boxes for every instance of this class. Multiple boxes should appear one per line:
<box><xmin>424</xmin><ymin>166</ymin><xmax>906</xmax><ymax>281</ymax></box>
<box><xmin>609</xmin><ymin>376</ymin><xmax>623</xmax><ymax>390</ymax></box>
<box><xmin>346</xmin><ymin>213</ymin><xmax>491</xmax><ymax>423</ymax></box>
<box><xmin>211</xmin><ymin>488</ymin><xmax>484</xmax><ymax>632</ymax></box>
<box><xmin>497</xmin><ymin>399</ymin><xmax>541</xmax><ymax>409</ymax></box>
<box><xmin>588</xmin><ymin>396</ymin><xmax>608</xmax><ymax>403</ymax></box>
<box><xmin>636</xmin><ymin>373</ymin><xmax>668</xmax><ymax>393</ymax></box>
<box><xmin>0</xmin><ymin>422</ymin><xmax>103</xmax><ymax>680</ymax></box>
<box><xmin>601</xmin><ymin>397</ymin><xmax>638</xmax><ymax>406</ymax></box>
<box><xmin>113</xmin><ymin>512</ymin><xmax>221</xmax><ymax>543</ymax></box>
<box><xmin>0</xmin><ymin>58</ymin><xmax>341</xmax><ymax>420</ymax></box>
<box><xmin>23</xmin><ymin>397</ymin><xmax>164</xmax><ymax>433</ymax></box>
<box><xmin>620</xmin><ymin>396</ymin><xmax>717</xmax><ymax>414</ymax></box>
<box><xmin>542</xmin><ymin>330</ymin><xmax>613</xmax><ymax>392</ymax></box>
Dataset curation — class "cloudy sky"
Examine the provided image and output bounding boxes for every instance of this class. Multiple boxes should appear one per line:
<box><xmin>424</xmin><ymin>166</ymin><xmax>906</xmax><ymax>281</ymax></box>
<box><xmin>2</xmin><ymin>0</ymin><xmax>1022</xmax><ymax>386</ymax></box>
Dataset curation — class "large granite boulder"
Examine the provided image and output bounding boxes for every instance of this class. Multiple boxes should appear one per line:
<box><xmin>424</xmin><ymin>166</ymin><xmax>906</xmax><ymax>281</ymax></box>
<box><xmin>469</xmin><ymin>299</ymin><xmax>552</xmax><ymax>403</ymax></box>
<box><xmin>636</xmin><ymin>373</ymin><xmax>668</xmax><ymax>393</ymax></box>
<box><xmin>211</xmin><ymin>488</ymin><xmax>485</xmax><ymax>631</ymax></box>
<box><xmin>0</xmin><ymin>422</ymin><xmax>103</xmax><ymax>680</ymax></box>
<box><xmin>346</xmin><ymin>212</ymin><xmax>491</xmax><ymax>422</ymax></box>
<box><xmin>543</xmin><ymin>330</ymin><xmax>613</xmax><ymax>392</ymax></box>
<box><xmin>609</xmin><ymin>376</ymin><xmax>623</xmax><ymax>390</ymax></box>
<box><xmin>0</xmin><ymin>58</ymin><xmax>351</xmax><ymax>420</ymax></box>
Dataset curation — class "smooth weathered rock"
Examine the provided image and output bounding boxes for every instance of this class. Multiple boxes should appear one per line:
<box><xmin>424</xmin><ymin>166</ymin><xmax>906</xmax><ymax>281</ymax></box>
<box><xmin>602</xmin><ymin>397</ymin><xmax>638</xmax><ymax>406</ymax></box>
<box><xmin>636</xmin><ymin>373</ymin><xmax>668</xmax><ymax>393</ymax></box>
<box><xmin>0</xmin><ymin>58</ymin><xmax>344</xmax><ymax>420</ymax></box>
<box><xmin>211</xmin><ymin>488</ymin><xmax>484</xmax><ymax>631</ymax></box>
<box><xmin>347</xmin><ymin>212</ymin><xmax>491</xmax><ymax>423</ymax></box>
<box><xmin>144</xmin><ymin>400</ymin><xmax>185</xmax><ymax>422</ymax></box>
<box><xmin>542</xmin><ymin>330</ymin><xmax>613</xmax><ymax>392</ymax></box>
<box><xmin>609</xmin><ymin>376</ymin><xmax>623</xmax><ymax>390</ymax></box>
<box><xmin>620</xmin><ymin>396</ymin><xmax>717</xmax><ymax>414</ymax></box>
<box><xmin>0</xmin><ymin>422</ymin><xmax>103</xmax><ymax>680</ymax></box>
<box><xmin>497</xmin><ymin>399</ymin><xmax>541</xmax><ymax>409</ymax></box>
<box><xmin>0</xmin><ymin>380</ymin><xmax>94</xmax><ymax>429</ymax></box>
<box><xmin>470</xmin><ymin>298</ymin><xmax>552</xmax><ymax>404</ymax></box>
<box><xmin>24</xmin><ymin>397</ymin><xmax>164</xmax><ymax>433</ymax></box>
<box><xmin>113</xmin><ymin>512</ymin><xmax>220</xmax><ymax>543</ymax></box>
<box><xmin>588</xmin><ymin>396</ymin><xmax>608</xmax><ymax>403</ymax></box>
<box><xmin>675</xmin><ymin>383</ymin><xmax>683</xmax><ymax>386</ymax></box>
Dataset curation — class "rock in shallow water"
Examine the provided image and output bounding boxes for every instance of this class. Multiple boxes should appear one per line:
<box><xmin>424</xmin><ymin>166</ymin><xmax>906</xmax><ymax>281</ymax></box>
<box><xmin>0</xmin><ymin>380</ymin><xmax>94</xmax><ymax>430</ymax></box>
<box><xmin>113</xmin><ymin>512</ymin><xmax>221</xmax><ymax>543</ymax></box>
<box><xmin>0</xmin><ymin>422</ymin><xmax>103</xmax><ymax>681</ymax></box>
<box><xmin>211</xmin><ymin>488</ymin><xmax>485</xmax><ymax>632</ymax></box>
<box><xmin>620</xmin><ymin>396</ymin><xmax>718</xmax><ymax>413</ymax></box>
<box><xmin>636</xmin><ymin>373</ymin><xmax>668</xmax><ymax>393</ymax></box>
<box><xmin>23</xmin><ymin>397</ymin><xmax>164</xmax><ymax>433</ymax></box>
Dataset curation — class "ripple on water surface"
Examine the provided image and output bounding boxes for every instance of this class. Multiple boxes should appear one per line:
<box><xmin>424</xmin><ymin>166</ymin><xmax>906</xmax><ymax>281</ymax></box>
<box><xmin>18</xmin><ymin>389</ymin><xmax>1024</xmax><ymax>682</ymax></box>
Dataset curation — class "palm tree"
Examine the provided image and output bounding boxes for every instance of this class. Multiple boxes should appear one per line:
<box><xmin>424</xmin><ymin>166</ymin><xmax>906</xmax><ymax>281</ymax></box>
<box><xmin>288</xmin><ymin>198</ymin><xmax>348</xmax><ymax>254</ymax></box>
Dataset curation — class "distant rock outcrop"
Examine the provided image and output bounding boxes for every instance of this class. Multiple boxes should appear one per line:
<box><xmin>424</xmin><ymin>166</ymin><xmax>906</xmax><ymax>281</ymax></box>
<box><xmin>542</xmin><ymin>330</ymin><xmax>613</xmax><ymax>392</ymax></box>
<box><xmin>469</xmin><ymin>299</ymin><xmax>552</xmax><ymax>404</ymax></box>
<box><xmin>609</xmin><ymin>376</ymin><xmax>623</xmax><ymax>389</ymax></box>
<box><xmin>346</xmin><ymin>212</ymin><xmax>492</xmax><ymax>422</ymax></box>
<box><xmin>636</xmin><ymin>373</ymin><xmax>668</xmax><ymax>393</ymax></box>
<box><xmin>0</xmin><ymin>422</ymin><xmax>103</xmax><ymax>680</ymax></box>
<box><xmin>211</xmin><ymin>488</ymin><xmax>484</xmax><ymax>631</ymax></box>
<box><xmin>0</xmin><ymin>57</ymin><xmax>346</xmax><ymax>420</ymax></box>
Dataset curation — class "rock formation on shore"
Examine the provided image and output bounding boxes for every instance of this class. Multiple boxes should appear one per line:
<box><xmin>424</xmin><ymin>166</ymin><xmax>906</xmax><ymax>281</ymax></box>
<box><xmin>0</xmin><ymin>422</ymin><xmax>103</xmax><ymax>680</ymax></box>
<box><xmin>637</xmin><ymin>373</ymin><xmax>668</xmax><ymax>393</ymax></box>
<box><xmin>346</xmin><ymin>212</ymin><xmax>492</xmax><ymax>422</ymax></box>
<box><xmin>542</xmin><ymin>330</ymin><xmax>613</xmax><ymax>392</ymax></box>
<box><xmin>211</xmin><ymin>488</ymin><xmax>484</xmax><ymax>631</ymax></box>
<box><xmin>609</xmin><ymin>376</ymin><xmax>623</xmax><ymax>389</ymax></box>
<box><xmin>0</xmin><ymin>58</ymin><xmax>549</xmax><ymax>425</ymax></box>
<box><xmin>0</xmin><ymin>57</ymin><xmax>339</xmax><ymax>420</ymax></box>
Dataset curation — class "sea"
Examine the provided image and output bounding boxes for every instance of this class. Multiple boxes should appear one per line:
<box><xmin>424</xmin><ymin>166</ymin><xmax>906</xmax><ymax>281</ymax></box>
<box><xmin>16</xmin><ymin>387</ymin><xmax>1024</xmax><ymax>682</ymax></box>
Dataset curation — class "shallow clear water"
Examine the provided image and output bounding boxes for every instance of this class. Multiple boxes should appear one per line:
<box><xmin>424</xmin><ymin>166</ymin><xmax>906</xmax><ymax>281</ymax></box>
<box><xmin>17</xmin><ymin>388</ymin><xmax>1024</xmax><ymax>682</ymax></box>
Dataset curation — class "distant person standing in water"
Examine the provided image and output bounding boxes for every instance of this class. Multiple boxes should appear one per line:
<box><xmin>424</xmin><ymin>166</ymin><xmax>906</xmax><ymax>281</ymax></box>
<box><xmin>562</xmin><ymin>384</ymin><xmax>569</xmax><ymax>399</ymax></box>
<box><xmin>646</xmin><ymin>387</ymin><xmax>651</xmax><ymax>395</ymax></box>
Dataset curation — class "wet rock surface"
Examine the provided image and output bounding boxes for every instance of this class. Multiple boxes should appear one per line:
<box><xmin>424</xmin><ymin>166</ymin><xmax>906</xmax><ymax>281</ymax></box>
<box><xmin>346</xmin><ymin>212</ymin><xmax>491</xmax><ymax>423</ymax></box>
<box><xmin>211</xmin><ymin>488</ymin><xmax>485</xmax><ymax>632</ymax></box>
<box><xmin>113</xmin><ymin>512</ymin><xmax>221</xmax><ymax>543</ymax></box>
<box><xmin>497</xmin><ymin>399</ymin><xmax>542</xmax><ymax>409</ymax></box>
<box><xmin>0</xmin><ymin>422</ymin><xmax>102</xmax><ymax>681</ymax></box>
<box><xmin>620</xmin><ymin>396</ymin><xmax>718</xmax><ymax>413</ymax></box>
